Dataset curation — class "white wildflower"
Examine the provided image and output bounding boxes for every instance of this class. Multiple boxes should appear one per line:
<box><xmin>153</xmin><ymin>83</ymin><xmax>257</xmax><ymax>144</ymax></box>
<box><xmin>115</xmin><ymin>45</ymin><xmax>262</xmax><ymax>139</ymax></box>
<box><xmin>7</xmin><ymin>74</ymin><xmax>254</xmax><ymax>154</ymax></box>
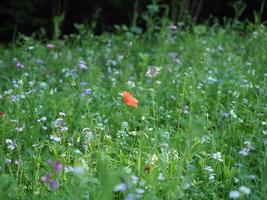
<box><xmin>49</xmin><ymin>135</ymin><xmax>61</xmax><ymax>142</ymax></box>
<box><xmin>239</xmin><ymin>186</ymin><xmax>251</xmax><ymax>195</ymax></box>
<box><xmin>73</xmin><ymin>166</ymin><xmax>85</xmax><ymax>174</ymax></box>
<box><xmin>5</xmin><ymin>158</ymin><xmax>12</xmax><ymax>164</ymax></box>
<box><xmin>146</xmin><ymin>66</ymin><xmax>161</xmax><ymax>78</ymax></box>
<box><xmin>5</xmin><ymin>139</ymin><xmax>16</xmax><ymax>151</ymax></box>
<box><xmin>60</xmin><ymin>126</ymin><xmax>68</xmax><ymax>132</ymax></box>
<box><xmin>37</xmin><ymin>117</ymin><xmax>47</xmax><ymax>122</ymax></box>
<box><xmin>230</xmin><ymin>110</ymin><xmax>237</xmax><ymax>118</ymax></box>
<box><xmin>209</xmin><ymin>173</ymin><xmax>216</xmax><ymax>181</ymax></box>
<box><xmin>131</xmin><ymin>175</ymin><xmax>138</xmax><ymax>184</ymax></box>
<box><xmin>158</xmin><ymin>173</ymin><xmax>165</xmax><ymax>181</ymax></box>
<box><xmin>53</xmin><ymin>118</ymin><xmax>65</xmax><ymax>127</ymax></box>
<box><xmin>156</xmin><ymin>80</ymin><xmax>162</xmax><ymax>84</ymax></box>
<box><xmin>229</xmin><ymin>191</ymin><xmax>240</xmax><ymax>199</ymax></box>
<box><xmin>246</xmin><ymin>174</ymin><xmax>256</xmax><ymax>180</ymax></box>
<box><xmin>74</xmin><ymin>149</ymin><xmax>81</xmax><ymax>154</ymax></box>
<box><xmin>15</xmin><ymin>127</ymin><xmax>24</xmax><ymax>132</ymax></box>
<box><xmin>127</xmin><ymin>80</ymin><xmax>136</xmax><ymax>88</ymax></box>
<box><xmin>239</xmin><ymin>148</ymin><xmax>250</xmax><ymax>156</ymax></box>
<box><xmin>59</xmin><ymin>112</ymin><xmax>66</xmax><ymax>117</ymax></box>
<box><xmin>15</xmin><ymin>159</ymin><xmax>22</xmax><ymax>166</ymax></box>
<box><xmin>64</xmin><ymin>165</ymin><xmax>74</xmax><ymax>173</ymax></box>
<box><xmin>200</xmin><ymin>135</ymin><xmax>211</xmax><ymax>144</ymax></box>
<box><xmin>212</xmin><ymin>152</ymin><xmax>223</xmax><ymax>162</ymax></box>
<box><xmin>172</xmin><ymin>150</ymin><xmax>180</xmax><ymax>160</ymax></box>
<box><xmin>136</xmin><ymin>188</ymin><xmax>145</xmax><ymax>194</ymax></box>
<box><xmin>151</xmin><ymin>154</ymin><xmax>158</xmax><ymax>164</ymax></box>
<box><xmin>204</xmin><ymin>166</ymin><xmax>214</xmax><ymax>173</ymax></box>
<box><xmin>129</xmin><ymin>131</ymin><xmax>137</xmax><ymax>136</ymax></box>
<box><xmin>148</xmin><ymin>127</ymin><xmax>153</xmax><ymax>132</ymax></box>
<box><xmin>234</xmin><ymin>177</ymin><xmax>239</xmax><ymax>183</ymax></box>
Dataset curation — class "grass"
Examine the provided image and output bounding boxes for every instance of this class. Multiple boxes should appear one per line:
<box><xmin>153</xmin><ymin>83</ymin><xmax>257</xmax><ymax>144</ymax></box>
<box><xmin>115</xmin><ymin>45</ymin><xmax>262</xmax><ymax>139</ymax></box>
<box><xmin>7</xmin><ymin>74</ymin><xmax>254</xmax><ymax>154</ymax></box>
<box><xmin>0</xmin><ymin>23</ymin><xmax>267</xmax><ymax>199</ymax></box>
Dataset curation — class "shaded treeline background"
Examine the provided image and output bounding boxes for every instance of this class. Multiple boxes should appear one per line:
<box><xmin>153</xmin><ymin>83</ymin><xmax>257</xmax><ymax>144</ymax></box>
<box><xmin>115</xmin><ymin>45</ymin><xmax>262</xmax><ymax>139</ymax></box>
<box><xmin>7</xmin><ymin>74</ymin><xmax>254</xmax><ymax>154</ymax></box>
<box><xmin>0</xmin><ymin>0</ymin><xmax>266</xmax><ymax>42</ymax></box>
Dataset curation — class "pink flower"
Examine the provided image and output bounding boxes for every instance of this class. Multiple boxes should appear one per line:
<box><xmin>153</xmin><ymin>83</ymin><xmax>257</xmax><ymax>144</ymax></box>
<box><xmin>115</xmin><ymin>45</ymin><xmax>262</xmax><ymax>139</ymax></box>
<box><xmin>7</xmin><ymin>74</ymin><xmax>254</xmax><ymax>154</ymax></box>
<box><xmin>47</xmin><ymin>160</ymin><xmax>63</xmax><ymax>171</ymax></box>
<box><xmin>47</xmin><ymin>43</ymin><xmax>55</xmax><ymax>49</ymax></box>
<box><xmin>40</xmin><ymin>173</ymin><xmax>52</xmax><ymax>183</ymax></box>
<box><xmin>53</xmin><ymin>161</ymin><xmax>63</xmax><ymax>171</ymax></box>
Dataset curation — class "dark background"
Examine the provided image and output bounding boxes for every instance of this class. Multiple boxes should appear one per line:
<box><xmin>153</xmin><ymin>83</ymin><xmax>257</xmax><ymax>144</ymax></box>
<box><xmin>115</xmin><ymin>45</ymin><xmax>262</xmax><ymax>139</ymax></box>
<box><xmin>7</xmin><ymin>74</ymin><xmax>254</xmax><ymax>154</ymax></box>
<box><xmin>0</xmin><ymin>0</ymin><xmax>266</xmax><ymax>42</ymax></box>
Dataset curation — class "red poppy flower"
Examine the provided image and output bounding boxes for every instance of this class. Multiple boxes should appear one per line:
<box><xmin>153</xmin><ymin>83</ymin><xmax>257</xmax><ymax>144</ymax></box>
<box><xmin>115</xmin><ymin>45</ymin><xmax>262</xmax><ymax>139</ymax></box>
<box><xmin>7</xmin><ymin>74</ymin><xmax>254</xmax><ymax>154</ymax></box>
<box><xmin>122</xmin><ymin>91</ymin><xmax>139</xmax><ymax>108</ymax></box>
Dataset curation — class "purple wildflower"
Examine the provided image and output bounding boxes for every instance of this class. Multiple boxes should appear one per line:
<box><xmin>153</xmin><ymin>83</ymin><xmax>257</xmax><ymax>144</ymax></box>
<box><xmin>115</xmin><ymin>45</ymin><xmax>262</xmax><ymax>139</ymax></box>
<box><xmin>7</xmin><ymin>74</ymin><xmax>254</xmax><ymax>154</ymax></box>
<box><xmin>80</xmin><ymin>88</ymin><xmax>92</xmax><ymax>97</ymax></box>
<box><xmin>113</xmin><ymin>183</ymin><xmax>128</xmax><ymax>192</ymax></box>
<box><xmin>126</xmin><ymin>193</ymin><xmax>135</xmax><ymax>200</ymax></box>
<box><xmin>47</xmin><ymin>160</ymin><xmax>63</xmax><ymax>171</ymax></box>
<box><xmin>80</xmin><ymin>82</ymin><xmax>88</xmax><ymax>87</ymax></box>
<box><xmin>16</xmin><ymin>61</ymin><xmax>24</xmax><ymax>69</ymax></box>
<box><xmin>174</xmin><ymin>58</ymin><xmax>181</xmax><ymax>65</ymax></box>
<box><xmin>168</xmin><ymin>52</ymin><xmax>177</xmax><ymax>59</ymax></box>
<box><xmin>53</xmin><ymin>161</ymin><xmax>63</xmax><ymax>171</ymax></box>
<box><xmin>78</xmin><ymin>60</ymin><xmax>87</xmax><ymax>70</ymax></box>
<box><xmin>168</xmin><ymin>52</ymin><xmax>181</xmax><ymax>66</ymax></box>
<box><xmin>47</xmin><ymin>160</ymin><xmax>53</xmax><ymax>166</ymax></box>
<box><xmin>49</xmin><ymin>180</ymin><xmax>58</xmax><ymax>190</ymax></box>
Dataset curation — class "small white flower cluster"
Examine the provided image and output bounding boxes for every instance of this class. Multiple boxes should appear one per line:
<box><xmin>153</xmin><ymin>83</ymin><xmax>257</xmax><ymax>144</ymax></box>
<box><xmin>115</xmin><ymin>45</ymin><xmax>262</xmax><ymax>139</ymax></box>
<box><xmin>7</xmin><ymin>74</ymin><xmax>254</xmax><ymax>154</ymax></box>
<box><xmin>3</xmin><ymin>86</ymin><xmax>29</xmax><ymax>102</ymax></box>
<box><xmin>183</xmin><ymin>105</ymin><xmax>189</xmax><ymax>114</ymax></box>
<box><xmin>49</xmin><ymin>135</ymin><xmax>61</xmax><ymax>143</ymax></box>
<box><xmin>117</xmin><ymin>121</ymin><xmax>132</xmax><ymax>143</ymax></box>
<box><xmin>171</xmin><ymin>150</ymin><xmax>180</xmax><ymax>160</ymax></box>
<box><xmin>52</xmin><ymin>112</ymin><xmax>68</xmax><ymax>132</ymax></box>
<box><xmin>49</xmin><ymin>112</ymin><xmax>68</xmax><ymax>142</ymax></box>
<box><xmin>239</xmin><ymin>141</ymin><xmax>255</xmax><ymax>156</ymax></box>
<box><xmin>211</xmin><ymin>152</ymin><xmax>223</xmax><ymax>162</ymax></box>
<box><xmin>15</xmin><ymin>127</ymin><xmax>24</xmax><ymax>133</ymax></box>
<box><xmin>151</xmin><ymin>154</ymin><xmax>158</xmax><ymax>165</ymax></box>
<box><xmin>158</xmin><ymin>172</ymin><xmax>165</xmax><ymax>181</ymax></box>
<box><xmin>200</xmin><ymin>135</ymin><xmax>211</xmax><ymax>144</ymax></box>
<box><xmin>146</xmin><ymin>66</ymin><xmax>161</xmax><ymax>78</ymax></box>
<box><xmin>229</xmin><ymin>109</ymin><xmax>243</xmax><ymax>123</ymax></box>
<box><xmin>78</xmin><ymin>59</ymin><xmax>88</xmax><ymax>70</ymax></box>
<box><xmin>113</xmin><ymin>172</ymin><xmax>145</xmax><ymax>199</ymax></box>
<box><xmin>5</xmin><ymin>139</ymin><xmax>16</xmax><ymax>151</ymax></box>
<box><xmin>126</xmin><ymin>80</ymin><xmax>136</xmax><ymax>88</ymax></box>
<box><xmin>229</xmin><ymin>186</ymin><xmax>251</xmax><ymax>199</ymax></box>
<box><xmin>4</xmin><ymin>158</ymin><xmax>22</xmax><ymax>166</ymax></box>
<box><xmin>37</xmin><ymin>116</ymin><xmax>48</xmax><ymax>130</ymax></box>
<box><xmin>204</xmin><ymin>165</ymin><xmax>216</xmax><ymax>181</ymax></box>
<box><xmin>64</xmin><ymin>165</ymin><xmax>86</xmax><ymax>174</ymax></box>
<box><xmin>37</xmin><ymin>116</ymin><xmax>47</xmax><ymax>122</ymax></box>
<box><xmin>62</xmin><ymin>68</ymin><xmax>78</xmax><ymax>79</ymax></box>
<box><xmin>53</xmin><ymin>118</ymin><xmax>65</xmax><ymax>127</ymax></box>
<box><xmin>82</xmin><ymin>128</ymin><xmax>94</xmax><ymax>150</ymax></box>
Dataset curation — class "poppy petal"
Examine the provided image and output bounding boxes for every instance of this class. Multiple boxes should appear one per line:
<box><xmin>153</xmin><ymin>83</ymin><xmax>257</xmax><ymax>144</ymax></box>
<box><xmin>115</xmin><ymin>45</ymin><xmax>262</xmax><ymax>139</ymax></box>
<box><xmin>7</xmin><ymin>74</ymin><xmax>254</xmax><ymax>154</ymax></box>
<box><xmin>122</xmin><ymin>91</ymin><xmax>139</xmax><ymax>107</ymax></box>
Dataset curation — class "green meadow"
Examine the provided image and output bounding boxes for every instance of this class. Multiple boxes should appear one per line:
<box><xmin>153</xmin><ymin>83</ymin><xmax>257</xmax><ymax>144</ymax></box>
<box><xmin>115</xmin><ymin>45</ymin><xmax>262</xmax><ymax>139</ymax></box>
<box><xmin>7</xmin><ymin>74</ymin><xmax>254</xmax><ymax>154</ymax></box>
<box><xmin>0</xmin><ymin>22</ymin><xmax>267</xmax><ymax>199</ymax></box>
